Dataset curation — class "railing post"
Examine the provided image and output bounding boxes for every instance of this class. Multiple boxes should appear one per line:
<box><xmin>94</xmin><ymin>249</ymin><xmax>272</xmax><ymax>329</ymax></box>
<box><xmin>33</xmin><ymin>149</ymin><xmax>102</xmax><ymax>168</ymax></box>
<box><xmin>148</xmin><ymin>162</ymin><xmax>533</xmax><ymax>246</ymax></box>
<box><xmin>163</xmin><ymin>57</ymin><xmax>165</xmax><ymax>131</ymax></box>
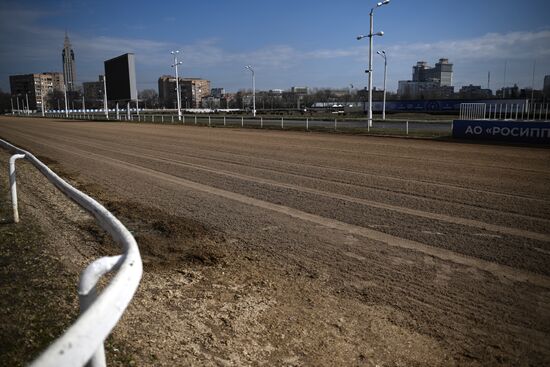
<box><xmin>224</xmin><ymin>116</ymin><xmax>226</xmax><ymax>126</ymax></box>
<box><xmin>9</xmin><ymin>154</ymin><xmax>26</xmax><ymax>223</ymax></box>
<box><xmin>406</xmin><ymin>120</ymin><xmax>409</xmax><ymax>135</ymax></box>
<box><xmin>195</xmin><ymin>115</ymin><xmax>197</xmax><ymax>125</ymax></box>
<box><xmin>208</xmin><ymin>115</ymin><xmax>211</xmax><ymax>126</ymax></box>
<box><xmin>261</xmin><ymin>117</ymin><xmax>263</xmax><ymax>128</ymax></box>
<box><xmin>281</xmin><ymin>116</ymin><xmax>284</xmax><ymax>129</ymax></box>
<box><xmin>335</xmin><ymin>118</ymin><xmax>337</xmax><ymax>131</ymax></box>
<box><xmin>241</xmin><ymin>116</ymin><xmax>244</xmax><ymax>127</ymax></box>
<box><xmin>306</xmin><ymin>118</ymin><xmax>309</xmax><ymax>131</ymax></box>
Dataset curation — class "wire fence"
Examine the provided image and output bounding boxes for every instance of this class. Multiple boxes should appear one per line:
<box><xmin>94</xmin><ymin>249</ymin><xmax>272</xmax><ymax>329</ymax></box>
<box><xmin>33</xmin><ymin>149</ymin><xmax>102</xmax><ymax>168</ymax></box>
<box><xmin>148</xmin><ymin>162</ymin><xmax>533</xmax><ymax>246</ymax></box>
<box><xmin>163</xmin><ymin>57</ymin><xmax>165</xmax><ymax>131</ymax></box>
<box><xmin>11</xmin><ymin>112</ymin><xmax>454</xmax><ymax>137</ymax></box>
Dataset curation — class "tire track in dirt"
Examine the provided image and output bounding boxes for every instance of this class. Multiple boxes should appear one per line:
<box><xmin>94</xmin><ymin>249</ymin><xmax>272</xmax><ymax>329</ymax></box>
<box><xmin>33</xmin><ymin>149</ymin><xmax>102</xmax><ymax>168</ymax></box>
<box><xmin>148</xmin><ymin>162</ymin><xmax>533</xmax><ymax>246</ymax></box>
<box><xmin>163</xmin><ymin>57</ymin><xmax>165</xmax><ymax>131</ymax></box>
<box><xmin>17</xmin><ymin>131</ymin><xmax>549</xmax><ymax>243</ymax></box>
<box><xmin>31</xmin><ymin>142</ymin><xmax>550</xmax><ymax>289</ymax></box>
<box><xmin>12</xmin><ymin>122</ymin><xmax>550</xmax><ymax>204</ymax></box>
<box><xmin>5</xmin><ymin>124</ymin><xmax>548</xmax><ymax>229</ymax></box>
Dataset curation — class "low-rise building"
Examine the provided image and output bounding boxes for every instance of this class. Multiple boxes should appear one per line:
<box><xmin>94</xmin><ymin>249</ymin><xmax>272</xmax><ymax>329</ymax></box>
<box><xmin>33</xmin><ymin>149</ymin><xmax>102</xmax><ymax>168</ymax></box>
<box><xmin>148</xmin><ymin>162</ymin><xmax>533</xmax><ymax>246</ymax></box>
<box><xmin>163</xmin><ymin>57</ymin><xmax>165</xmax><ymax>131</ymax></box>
<box><xmin>181</xmin><ymin>78</ymin><xmax>210</xmax><ymax>109</ymax></box>
<box><xmin>398</xmin><ymin>80</ymin><xmax>454</xmax><ymax>99</ymax></box>
<box><xmin>83</xmin><ymin>75</ymin><xmax>105</xmax><ymax>102</ymax></box>
<box><xmin>158</xmin><ymin>75</ymin><xmax>210</xmax><ymax>109</ymax></box>
<box><xmin>458</xmin><ymin>84</ymin><xmax>492</xmax><ymax>99</ymax></box>
<box><xmin>210</xmin><ymin>88</ymin><xmax>225</xmax><ymax>99</ymax></box>
<box><xmin>9</xmin><ymin>72</ymin><xmax>64</xmax><ymax>110</ymax></box>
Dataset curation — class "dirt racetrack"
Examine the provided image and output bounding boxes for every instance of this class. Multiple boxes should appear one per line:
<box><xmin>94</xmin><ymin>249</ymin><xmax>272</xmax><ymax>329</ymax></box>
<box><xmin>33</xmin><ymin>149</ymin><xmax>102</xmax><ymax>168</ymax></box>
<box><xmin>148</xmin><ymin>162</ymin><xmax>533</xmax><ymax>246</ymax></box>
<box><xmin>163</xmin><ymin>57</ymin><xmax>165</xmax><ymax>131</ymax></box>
<box><xmin>1</xmin><ymin>116</ymin><xmax>549</xmax><ymax>366</ymax></box>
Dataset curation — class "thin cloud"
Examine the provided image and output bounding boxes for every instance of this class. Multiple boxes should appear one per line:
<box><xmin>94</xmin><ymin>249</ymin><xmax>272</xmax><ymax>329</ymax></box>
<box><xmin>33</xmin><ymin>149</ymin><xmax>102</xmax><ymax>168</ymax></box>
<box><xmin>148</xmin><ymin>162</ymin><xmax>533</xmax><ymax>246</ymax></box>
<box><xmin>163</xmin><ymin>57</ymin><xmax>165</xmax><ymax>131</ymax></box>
<box><xmin>1</xmin><ymin>4</ymin><xmax>548</xmax><ymax>92</ymax></box>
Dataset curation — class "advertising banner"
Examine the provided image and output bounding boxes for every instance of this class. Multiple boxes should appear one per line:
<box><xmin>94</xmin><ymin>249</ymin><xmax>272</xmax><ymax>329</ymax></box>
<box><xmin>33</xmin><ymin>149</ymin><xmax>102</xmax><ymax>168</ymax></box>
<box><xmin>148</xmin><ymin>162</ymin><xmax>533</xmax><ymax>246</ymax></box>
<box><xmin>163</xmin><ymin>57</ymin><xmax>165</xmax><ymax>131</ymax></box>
<box><xmin>452</xmin><ymin>120</ymin><xmax>550</xmax><ymax>144</ymax></box>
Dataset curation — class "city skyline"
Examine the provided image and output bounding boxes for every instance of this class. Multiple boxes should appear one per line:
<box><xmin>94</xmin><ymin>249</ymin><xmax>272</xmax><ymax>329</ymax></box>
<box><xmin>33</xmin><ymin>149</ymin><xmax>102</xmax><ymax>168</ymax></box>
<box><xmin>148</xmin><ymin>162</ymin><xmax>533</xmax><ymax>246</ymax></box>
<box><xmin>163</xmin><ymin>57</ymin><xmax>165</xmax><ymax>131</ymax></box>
<box><xmin>1</xmin><ymin>0</ymin><xmax>549</xmax><ymax>93</ymax></box>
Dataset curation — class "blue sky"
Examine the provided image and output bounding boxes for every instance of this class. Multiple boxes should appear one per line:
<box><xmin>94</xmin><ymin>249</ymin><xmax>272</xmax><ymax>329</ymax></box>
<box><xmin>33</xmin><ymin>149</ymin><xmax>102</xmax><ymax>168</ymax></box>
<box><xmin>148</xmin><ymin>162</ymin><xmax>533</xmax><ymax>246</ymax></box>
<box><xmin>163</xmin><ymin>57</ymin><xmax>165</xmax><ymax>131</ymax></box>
<box><xmin>1</xmin><ymin>0</ymin><xmax>549</xmax><ymax>93</ymax></box>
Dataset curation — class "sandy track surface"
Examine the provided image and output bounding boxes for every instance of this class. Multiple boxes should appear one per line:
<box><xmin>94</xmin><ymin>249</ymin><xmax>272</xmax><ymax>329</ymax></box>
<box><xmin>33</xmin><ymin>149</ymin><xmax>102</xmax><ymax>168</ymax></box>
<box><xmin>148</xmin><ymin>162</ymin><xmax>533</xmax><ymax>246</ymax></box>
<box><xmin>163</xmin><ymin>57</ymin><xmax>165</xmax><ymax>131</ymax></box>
<box><xmin>1</xmin><ymin>116</ymin><xmax>549</xmax><ymax>366</ymax></box>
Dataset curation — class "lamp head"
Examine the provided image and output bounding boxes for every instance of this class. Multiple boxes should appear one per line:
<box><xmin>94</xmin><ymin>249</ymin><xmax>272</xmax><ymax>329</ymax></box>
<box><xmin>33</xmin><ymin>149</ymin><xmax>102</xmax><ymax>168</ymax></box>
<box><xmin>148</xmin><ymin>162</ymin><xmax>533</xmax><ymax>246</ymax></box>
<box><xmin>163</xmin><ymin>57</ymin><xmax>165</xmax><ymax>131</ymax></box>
<box><xmin>357</xmin><ymin>35</ymin><xmax>366</xmax><ymax>40</ymax></box>
<box><xmin>374</xmin><ymin>31</ymin><xmax>384</xmax><ymax>37</ymax></box>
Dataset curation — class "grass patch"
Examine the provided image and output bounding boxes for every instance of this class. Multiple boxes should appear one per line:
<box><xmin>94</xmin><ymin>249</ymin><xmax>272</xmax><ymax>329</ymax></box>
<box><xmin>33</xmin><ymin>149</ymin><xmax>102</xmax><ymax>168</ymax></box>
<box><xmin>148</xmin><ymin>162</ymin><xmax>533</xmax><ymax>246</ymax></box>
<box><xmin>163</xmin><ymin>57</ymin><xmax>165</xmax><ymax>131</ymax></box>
<box><xmin>0</xmin><ymin>164</ymin><xmax>78</xmax><ymax>366</ymax></box>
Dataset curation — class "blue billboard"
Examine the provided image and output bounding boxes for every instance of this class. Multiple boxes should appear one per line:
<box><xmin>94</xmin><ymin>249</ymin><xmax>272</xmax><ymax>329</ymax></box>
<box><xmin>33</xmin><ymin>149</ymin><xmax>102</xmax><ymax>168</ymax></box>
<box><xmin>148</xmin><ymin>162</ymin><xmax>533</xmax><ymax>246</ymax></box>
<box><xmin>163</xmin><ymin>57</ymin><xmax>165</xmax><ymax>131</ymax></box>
<box><xmin>453</xmin><ymin>120</ymin><xmax>550</xmax><ymax>144</ymax></box>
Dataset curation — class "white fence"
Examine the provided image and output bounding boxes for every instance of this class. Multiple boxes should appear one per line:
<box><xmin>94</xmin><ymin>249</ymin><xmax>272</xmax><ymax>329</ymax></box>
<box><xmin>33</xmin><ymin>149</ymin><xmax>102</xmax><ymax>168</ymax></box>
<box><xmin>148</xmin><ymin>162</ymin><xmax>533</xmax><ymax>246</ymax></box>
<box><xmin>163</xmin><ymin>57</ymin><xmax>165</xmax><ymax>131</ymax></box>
<box><xmin>460</xmin><ymin>102</ymin><xmax>549</xmax><ymax>121</ymax></box>
<box><xmin>0</xmin><ymin>138</ymin><xmax>142</xmax><ymax>367</ymax></box>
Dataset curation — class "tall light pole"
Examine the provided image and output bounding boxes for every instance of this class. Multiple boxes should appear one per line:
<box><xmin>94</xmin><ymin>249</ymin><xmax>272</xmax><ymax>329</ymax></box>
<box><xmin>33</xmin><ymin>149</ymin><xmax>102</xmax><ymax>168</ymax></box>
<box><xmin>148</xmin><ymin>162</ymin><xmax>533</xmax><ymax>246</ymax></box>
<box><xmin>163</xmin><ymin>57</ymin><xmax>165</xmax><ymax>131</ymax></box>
<box><xmin>40</xmin><ymin>90</ymin><xmax>45</xmax><ymax>117</ymax></box>
<box><xmin>10</xmin><ymin>97</ymin><xmax>14</xmax><ymax>115</ymax></box>
<box><xmin>357</xmin><ymin>0</ymin><xmax>389</xmax><ymax>128</ymax></box>
<box><xmin>531</xmin><ymin>60</ymin><xmax>536</xmax><ymax>104</ymax></box>
<box><xmin>63</xmin><ymin>83</ymin><xmax>69</xmax><ymax>117</ymax></box>
<box><xmin>171</xmin><ymin>50</ymin><xmax>183</xmax><ymax>121</ymax></box>
<box><xmin>377</xmin><ymin>50</ymin><xmax>387</xmax><ymax>120</ymax></box>
<box><xmin>245</xmin><ymin>65</ymin><xmax>256</xmax><ymax>117</ymax></box>
<box><xmin>103</xmin><ymin>75</ymin><xmax>108</xmax><ymax>119</ymax></box>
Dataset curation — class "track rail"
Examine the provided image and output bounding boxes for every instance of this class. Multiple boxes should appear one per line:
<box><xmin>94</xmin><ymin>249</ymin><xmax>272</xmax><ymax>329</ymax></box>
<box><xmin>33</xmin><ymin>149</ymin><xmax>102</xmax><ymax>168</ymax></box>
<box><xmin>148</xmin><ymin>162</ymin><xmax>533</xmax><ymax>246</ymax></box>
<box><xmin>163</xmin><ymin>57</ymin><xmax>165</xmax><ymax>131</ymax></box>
<box><xmin>1</xmin><ymin>138</ymin><xmax>142</xmax><ymax>367</ymax></box>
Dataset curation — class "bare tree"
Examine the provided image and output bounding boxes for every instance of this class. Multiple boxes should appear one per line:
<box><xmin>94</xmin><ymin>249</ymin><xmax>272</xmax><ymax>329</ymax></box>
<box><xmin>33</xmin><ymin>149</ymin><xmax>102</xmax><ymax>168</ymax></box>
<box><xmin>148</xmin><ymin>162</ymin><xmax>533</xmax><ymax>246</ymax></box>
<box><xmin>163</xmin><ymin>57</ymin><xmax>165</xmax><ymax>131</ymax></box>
<box><xmin>138</xmin><ymin>89</ymin><xmax>159</xmax><ymax>109</ymax></box>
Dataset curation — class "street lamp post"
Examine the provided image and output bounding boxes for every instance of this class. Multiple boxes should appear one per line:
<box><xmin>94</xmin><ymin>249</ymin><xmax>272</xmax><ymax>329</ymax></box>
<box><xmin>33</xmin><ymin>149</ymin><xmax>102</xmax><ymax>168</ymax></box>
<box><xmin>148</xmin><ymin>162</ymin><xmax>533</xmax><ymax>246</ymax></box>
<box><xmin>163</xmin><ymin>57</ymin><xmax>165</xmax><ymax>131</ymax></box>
<box><xmin>25</xmin><ymin>93</ymin><xmax>30</xmax><ymax>115</ymax></box>
<box><xmin>40</xmin><ymin>90</ymin><xmax>45</xmax><ymax>117</ymax></box>
<box><xmin>10</xmin><ymin>97</ymin><xmax>14</xmax><ymax>115</ymax></box>
<box><xmin>63</xmin><ymin>83</ymin><xmax>69</xmax><ymax>117</ymax></box>
<box><xmin>357</xmin><ymin>0</ymin><xmax>389</xmax><ymax>128</ymax></box>
<box><xmin>377</xmin><ymin>50</ymin><xmax>387</xmax><ymax>120</ymax></box>
<box><xmin>103</xmin><ymin>75</ymin><xmax>109</xmax><ymax>118</ymax></box>
<box><xmin>171</xmin><ymin>50</ymin><xmax>183</xmax><ymax>121</ymax></box>
<box><xmin>245</xmin><ymin>65</ymin><xmax>256</xmax><ymax>117</ymax></box>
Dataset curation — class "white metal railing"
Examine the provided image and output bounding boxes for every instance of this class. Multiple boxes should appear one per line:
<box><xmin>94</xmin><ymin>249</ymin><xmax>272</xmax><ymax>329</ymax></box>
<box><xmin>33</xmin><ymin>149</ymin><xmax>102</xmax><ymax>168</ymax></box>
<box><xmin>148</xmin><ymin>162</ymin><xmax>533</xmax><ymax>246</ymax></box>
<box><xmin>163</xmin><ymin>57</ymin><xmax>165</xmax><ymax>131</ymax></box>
<box><xmin>11</xmin><ymin>112</ymin><xmax>457</xmax><ymax>136</ymax></box>
<box><xmin>459</xmin><ymin>103</ymin><xmax>486</xmax><ymax>120</ymax></box>
<box><xmin>0</xmin><ymin>138</ymin><xmax>143</xmax><ymax>367</ymax></box>
<box><xmin>460</xmin><ymin>102</ymin><xmax>549</xmax><ymax>121</ymax></box>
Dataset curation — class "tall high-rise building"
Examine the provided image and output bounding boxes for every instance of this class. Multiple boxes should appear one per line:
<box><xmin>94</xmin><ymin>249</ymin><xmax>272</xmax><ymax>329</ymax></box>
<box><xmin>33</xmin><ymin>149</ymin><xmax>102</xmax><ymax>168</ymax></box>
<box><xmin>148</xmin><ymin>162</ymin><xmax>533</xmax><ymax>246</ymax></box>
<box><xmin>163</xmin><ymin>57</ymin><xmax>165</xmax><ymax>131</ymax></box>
<box><xmin>398</xmin><ymin>58</ymin><xmax>454</xmax><ymax>99</ymax></box>
<box><xmin>62</xmin><ymin>31</ymin><xmax>76</xmax><ymax>91</ymax></box>
<box><xmin>412</xmin><ymin>58</ymin><xmax>453</xmax><ymax>86</ymax></box>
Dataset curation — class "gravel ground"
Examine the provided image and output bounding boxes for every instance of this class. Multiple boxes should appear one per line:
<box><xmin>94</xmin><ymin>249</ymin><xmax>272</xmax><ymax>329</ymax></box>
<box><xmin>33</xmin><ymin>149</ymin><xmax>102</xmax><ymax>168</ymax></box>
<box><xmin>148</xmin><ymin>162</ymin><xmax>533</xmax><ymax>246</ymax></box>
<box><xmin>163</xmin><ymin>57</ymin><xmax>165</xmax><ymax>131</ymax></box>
<box><xmin>1</xmin><ymin>116</ymin><xmax>549</xmax><ymax>366</ymax></box>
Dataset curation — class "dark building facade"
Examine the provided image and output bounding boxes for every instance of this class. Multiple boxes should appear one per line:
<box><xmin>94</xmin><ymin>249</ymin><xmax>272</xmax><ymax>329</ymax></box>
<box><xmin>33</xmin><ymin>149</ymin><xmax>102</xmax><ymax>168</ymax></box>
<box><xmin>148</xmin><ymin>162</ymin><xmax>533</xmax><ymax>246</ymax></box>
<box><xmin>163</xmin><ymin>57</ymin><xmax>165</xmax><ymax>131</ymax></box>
<box><xmin>459</xmin><ymin>85</ymin><xmax>492</xmax><ymax>99</ymax></box>
<box><xmin>83</xmin><ymin>75</ymin><xmax>105</xmax><ymax>102</ymax></box>
<box><xmin>158</xmin><ymin>75</ymin><xmax>178</xmax><ymax>108</ymax></box>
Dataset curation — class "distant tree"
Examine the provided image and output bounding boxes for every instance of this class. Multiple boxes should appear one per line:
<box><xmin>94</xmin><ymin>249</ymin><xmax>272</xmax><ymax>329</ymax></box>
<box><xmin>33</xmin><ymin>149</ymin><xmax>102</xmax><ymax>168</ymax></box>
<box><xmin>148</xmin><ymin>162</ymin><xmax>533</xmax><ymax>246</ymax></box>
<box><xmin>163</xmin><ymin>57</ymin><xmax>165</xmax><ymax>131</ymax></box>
<box><xmin>45</xmin><ymin>90</ymin><xmax>66</xmax><ymax>110</ymax></box>
<box><xmin>138</xmin><ymin>89</ymin><xmax>159</xmax><ymax>109</ymax></box>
